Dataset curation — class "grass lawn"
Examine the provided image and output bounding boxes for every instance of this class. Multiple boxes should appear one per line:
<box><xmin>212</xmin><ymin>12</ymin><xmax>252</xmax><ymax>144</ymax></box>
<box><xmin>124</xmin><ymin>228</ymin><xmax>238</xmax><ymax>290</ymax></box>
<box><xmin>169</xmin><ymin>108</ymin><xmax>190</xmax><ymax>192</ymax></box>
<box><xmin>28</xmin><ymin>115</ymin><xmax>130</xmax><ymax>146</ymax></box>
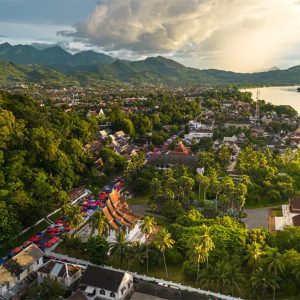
<box><xmin>48</xmin><ymin>209</ymin><xmax>63</xmax><ymax>222</ymax></box>
<box><xmin>0</xmin><ymin>220</ymin><xmax>49</xmax><ymax>257</ymax></box>
<box><xmin>108</xmin><ymin>256</ymin><xmax>191</xmax><ymax>286</ymax></box>
<box><xmin>142</xmin><ymin>212</ymin><xmax>170</xmax><ymax>226</ymax></box>
<box><xmin>272</xmin><ymin>206</ymin><xmax>283</xmax><ymax>217</ymax></box>
<box><xmin>244</xmin><ymin>199</ymin><xmax>288</xmax><ymax>209</ymax></box>
<box><xmin>127</xmin><ymin>194</ymin><xmax>150</xmax><ymax>205</ymax></box>
<box><xmin>54</xmin><ymin>242</ymin><xmax>89</xmax><ymax>261</ymax></box>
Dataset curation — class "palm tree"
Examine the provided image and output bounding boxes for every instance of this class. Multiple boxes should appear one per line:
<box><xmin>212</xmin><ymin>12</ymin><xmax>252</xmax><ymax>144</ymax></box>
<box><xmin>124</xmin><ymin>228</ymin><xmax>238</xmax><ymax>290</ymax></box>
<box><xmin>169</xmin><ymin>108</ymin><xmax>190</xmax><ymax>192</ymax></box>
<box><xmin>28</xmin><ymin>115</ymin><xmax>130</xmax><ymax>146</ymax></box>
<box><xmin>265</xmin><ymin>248</ymin><xmax>285</xmax><ymax>300</ymax></box>
<box><xmin>292</xmin><ymin>263</ymin><xmax>300</xmax><ymax>282</ymax></box>
<box><xmin>196</xmin><ymin>174</ymin><xmax>202</xmax><ymax>201</ymax></box>
<box><xmin>154</xmin><ymin>228</ymin><xmax>175</xmax><ymax>278</ymax></box>
<box><xmin>149</xmin><ymin>203</ymin><xmax>157</xmax><ymax>218</ymax></box>
<box><xmin>127</xmin><ymin>241</ymin><xmax>146</xmax><ymax>271</ymax></box>
<box><xmin>188</xmin><ymin>226</ymin><xmax>215</xmax><ymax>286</ymax></box>
<box><xmin>251</xmin><ymin>266</ymin><xmax>279</xmax><ymax>298</ymax></box>
<box><xmin>66</xmin><ymin>204</ymin><xmax>83</xmax><ymax>229</ymax></box>
<box><xmin>109</xmin><ymin>230</ymin><xmax>130</xmax><ymax>268</ymax></box>
<box><xmin>89</xmin><ymin>211</ymin><xmax>108</xmax><ymax>237</ymax></box>
<box><xmin>197</xmin><ymin>175</ymin><xmax>210</xmax><ymax>201</ymax></box>
<box><xmin>140</xmin><ymin>216</ymin><xmax>156</xmax><ymax>273</ymax></box>
<box><xmin>225</xmin><ymin>264</ymin><xmax>245</xmax><ymax>296</ymax></box>
<box><xmin>246</xmin><ymin>242</ymin><xmax>264</xmax><ymax>271</ymax></box>
<box><xmin>199</xmin><ymin>266</ymin><xmax>216</xmax><ymax>291</ymax></box>
<box><xmin>201</xmin><ymin>226</ymin><xmax>215</xmax><ymax>268</ymax></box>
<box><xmin>214</xmin><ymin>261</ymin><xmax>230</xmax><ymax>293</ymax></box>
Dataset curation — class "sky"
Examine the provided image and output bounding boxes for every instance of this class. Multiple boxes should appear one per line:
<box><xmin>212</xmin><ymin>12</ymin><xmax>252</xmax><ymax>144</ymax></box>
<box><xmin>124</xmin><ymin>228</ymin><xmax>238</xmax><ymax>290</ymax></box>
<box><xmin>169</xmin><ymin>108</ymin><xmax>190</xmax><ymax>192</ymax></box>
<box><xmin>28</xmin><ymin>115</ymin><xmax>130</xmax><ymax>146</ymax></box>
<box><xmin>1</xmin><ymin>0</ymin><xmax>300</xmax><ymax>72</ymax></box>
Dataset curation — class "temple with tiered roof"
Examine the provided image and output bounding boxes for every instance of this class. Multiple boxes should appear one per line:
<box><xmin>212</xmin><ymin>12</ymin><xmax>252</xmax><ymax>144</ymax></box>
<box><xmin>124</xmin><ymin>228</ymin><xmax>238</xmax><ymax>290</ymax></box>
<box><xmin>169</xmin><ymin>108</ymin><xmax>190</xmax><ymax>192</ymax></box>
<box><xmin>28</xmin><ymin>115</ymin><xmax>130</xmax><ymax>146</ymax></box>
<box><xmin>103</xmin><ymin>190</ymin><xmax>145</xmax><ymax>243</ymax></box>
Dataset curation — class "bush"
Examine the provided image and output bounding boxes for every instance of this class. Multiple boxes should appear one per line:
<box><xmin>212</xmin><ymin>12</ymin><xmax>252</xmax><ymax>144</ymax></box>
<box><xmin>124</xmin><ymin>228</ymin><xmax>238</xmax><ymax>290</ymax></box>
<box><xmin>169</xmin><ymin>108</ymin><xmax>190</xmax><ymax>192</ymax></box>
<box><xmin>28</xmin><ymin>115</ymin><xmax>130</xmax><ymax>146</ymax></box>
<box><xmin>182</xmin><ymin>260</ymin><xmax>197</xmax><ymax>280</ymax></box>
<box><xmin>166</xmin><ymin>248</ymin><xmax>183</xmax><ymax>264</ymax></box>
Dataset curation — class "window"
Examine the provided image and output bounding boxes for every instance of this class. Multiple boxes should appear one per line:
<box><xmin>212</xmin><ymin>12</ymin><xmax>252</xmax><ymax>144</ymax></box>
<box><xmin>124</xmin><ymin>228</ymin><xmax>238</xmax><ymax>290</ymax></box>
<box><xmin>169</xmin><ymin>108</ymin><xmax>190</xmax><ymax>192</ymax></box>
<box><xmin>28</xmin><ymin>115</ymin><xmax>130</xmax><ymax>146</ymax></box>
<box><xmin>121</xmin><ymin>286</ymin><xmax>126</xmax><ymax>295</ymax></box>
<box><xmin>110</xmin><ymin>291</ymin><xmax>115</xmax><ymax>298</ymax></box>
<box><xmin>100</xmin><ymin>289</ymin><xmax>105</xmax><ymax>295</ymax></box>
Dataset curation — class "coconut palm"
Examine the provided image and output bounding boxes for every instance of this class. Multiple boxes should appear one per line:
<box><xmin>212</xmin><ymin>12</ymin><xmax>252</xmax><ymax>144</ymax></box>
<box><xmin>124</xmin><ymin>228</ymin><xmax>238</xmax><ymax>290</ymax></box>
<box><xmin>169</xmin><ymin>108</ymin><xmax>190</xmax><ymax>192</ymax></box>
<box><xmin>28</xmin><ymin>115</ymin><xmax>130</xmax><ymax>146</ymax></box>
<box><xmin>89</xmin><ymin>211</ymin><xmax>108</xmax><ymax>237</ymax></box>
<box><xmin>188</xmin><ymin>226</ymin><xmax>215</xmax><ymax>286</ymax></box>
<box><xmin>251</xmin><ymin>266</ymin><xmax>279</xmax><ymax>298</ymax></box>
<box><xmin>140</xmin><ymin>216</ymin><xmax>156</xmax><ymax>273</ymax></box>
<box><xmin>199</xmin><ymin>266</ymin><xmax>216</xmax><ymax>291</ymax></box>
<box><xmin>225</xmin><ymin>264</ymin><xmax>245</xmax><ymax>296</ymax></box>
<box><xmin>246</xmin><ymin>242</ymin><xmax>264</xmax><ymax>271</ymax></box>
<box><xmin>197</xmin><ymin>175</ymin><xmax>210</xmax><ymax>201</ymax></box>
<box><xmin>109</xmin><ymin>230</ymin><xmax>130</xmax><ymax>268</ymax></box>
<box><xmin>201</xmin><ymin>226</ymin><xmax>215</xmax><ymax>268</ymax></box>
<box><xmin>265</xmin><ymin>248</ymin><xmax>285</xmax><ymax>300</ymax></box>
<box><xmin>214</xmin><ymin>261</ymin><xmax>230</xmax><ymax>292</ymax></box>
<box><xmin>292</xmin><ymin>262</ymin><xmax>300</xmax><ymax>281</ymax></box>
<box><xmin>154</xmin><ymin>228</ymin><xmax>175</xmax><ymax>278</ymax></box>
<box><xmin>127</xmin><ymin>241</ymin><xmax>146</xmax><ymax>271</ymax></box>
<box><xmin>66</xmin><ymin>204</ymin><xmax>83</xmax><ymax>229</ymax></box>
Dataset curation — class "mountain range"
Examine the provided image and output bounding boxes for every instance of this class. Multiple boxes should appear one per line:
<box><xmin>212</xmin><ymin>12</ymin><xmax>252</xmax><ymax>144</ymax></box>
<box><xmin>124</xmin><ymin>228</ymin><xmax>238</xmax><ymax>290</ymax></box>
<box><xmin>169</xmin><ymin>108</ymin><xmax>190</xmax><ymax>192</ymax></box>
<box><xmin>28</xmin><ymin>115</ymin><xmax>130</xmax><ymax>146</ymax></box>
<box><xmin>1</xmin><ymin>43</ymin><xmax>300</xmax><ymax>87</ymax></box>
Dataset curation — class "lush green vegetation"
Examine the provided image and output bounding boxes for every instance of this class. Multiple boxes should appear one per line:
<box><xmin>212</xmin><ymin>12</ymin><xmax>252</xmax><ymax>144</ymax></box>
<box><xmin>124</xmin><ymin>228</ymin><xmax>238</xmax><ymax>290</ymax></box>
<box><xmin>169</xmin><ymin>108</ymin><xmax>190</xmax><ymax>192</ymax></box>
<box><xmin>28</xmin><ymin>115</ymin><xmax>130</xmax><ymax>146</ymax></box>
<box><xmin>0</xmin><ymin>91</ymin><xmax>98</xmax><ymax>244</ymax></box>
<box><xmin>237</xmin><ymin>147</ymin><xmax>300</xmax><ymax>206</ymax></box>
<box><xmin>3</xmin><ymin>44</ymin><xmax>300</xmax><ymax>86</ymax></box>
<box><xmin>72</xmin><ymin>210</ymin><xmax>300</xmax><ymax>299</ymax></box>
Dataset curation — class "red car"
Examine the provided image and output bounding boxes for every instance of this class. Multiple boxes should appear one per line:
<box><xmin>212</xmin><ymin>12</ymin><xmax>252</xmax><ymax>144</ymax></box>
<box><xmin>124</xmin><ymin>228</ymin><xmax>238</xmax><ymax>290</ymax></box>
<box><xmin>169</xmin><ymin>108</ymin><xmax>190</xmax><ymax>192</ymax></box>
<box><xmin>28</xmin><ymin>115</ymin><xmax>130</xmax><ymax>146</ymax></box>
<box><xmin>45</xmin><ymin>237</ymin><xmax>59</xmax><ymax>248</ymax></box>
<box><xmin>99</xmin><ymin>192</ymin><xmax>107</xmax><ymax>200</ymax></box>
<box><xmin>29</xmin><ymin>235</ymin><xmax>40</xmax><ymax>242</ymax></box>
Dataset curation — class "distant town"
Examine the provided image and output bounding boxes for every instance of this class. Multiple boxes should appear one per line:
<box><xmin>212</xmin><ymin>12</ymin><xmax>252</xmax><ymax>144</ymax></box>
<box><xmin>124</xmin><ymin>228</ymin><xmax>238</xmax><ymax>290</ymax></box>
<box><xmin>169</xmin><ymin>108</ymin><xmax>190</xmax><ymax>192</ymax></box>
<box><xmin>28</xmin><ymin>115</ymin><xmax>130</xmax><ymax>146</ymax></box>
<box><xmin>0</xmin><ymin>80</ymin><xmax>299</xmax><ymax>300</ymax></box>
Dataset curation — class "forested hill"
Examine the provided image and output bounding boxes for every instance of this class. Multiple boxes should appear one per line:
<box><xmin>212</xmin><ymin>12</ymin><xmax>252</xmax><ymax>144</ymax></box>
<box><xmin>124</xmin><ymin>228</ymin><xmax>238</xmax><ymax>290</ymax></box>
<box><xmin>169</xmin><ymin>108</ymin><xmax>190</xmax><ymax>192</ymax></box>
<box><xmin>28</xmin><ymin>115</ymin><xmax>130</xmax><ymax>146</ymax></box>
<box><xmin>1</xmin><ymin>43</ymin><xmax>300</xmax><ymax>86</ymax></box>
<box><xmin>0</xmin><ymin>91</ymin><xmax>97</xmax><ymax>242</ymax></box>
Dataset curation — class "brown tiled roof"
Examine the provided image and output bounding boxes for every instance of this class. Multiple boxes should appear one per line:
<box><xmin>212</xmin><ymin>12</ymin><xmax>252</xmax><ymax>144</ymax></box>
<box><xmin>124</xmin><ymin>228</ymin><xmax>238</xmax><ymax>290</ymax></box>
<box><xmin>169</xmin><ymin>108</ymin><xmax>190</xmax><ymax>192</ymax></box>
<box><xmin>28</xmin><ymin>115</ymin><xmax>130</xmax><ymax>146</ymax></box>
<box><xmin>103</xmin><ymin>190</ymin><xmax>138</xmax><ymax>230</ymax></box>
<box><xmin>103</xmin><ymin>207</ymin><xmax>120</xmax><ymax>230</ymax></box>
<box><xmin>38</xmin><ymin>259</ymin><xmax>81</xmax><ymax>278</ymax></box>
<box><xmin>292</xmin><ymin>214</ymin><xmax>300</xmax><ymax>226</ymax></box>
<box><xmin>107</xmin><ymin>200</ymin><xmax>132</xmax><ymax>227</ymax></box>
<box><xmin>290</xmin><ymin>197</ymin><xmax>300</xmax><ymax>213</ymax></box>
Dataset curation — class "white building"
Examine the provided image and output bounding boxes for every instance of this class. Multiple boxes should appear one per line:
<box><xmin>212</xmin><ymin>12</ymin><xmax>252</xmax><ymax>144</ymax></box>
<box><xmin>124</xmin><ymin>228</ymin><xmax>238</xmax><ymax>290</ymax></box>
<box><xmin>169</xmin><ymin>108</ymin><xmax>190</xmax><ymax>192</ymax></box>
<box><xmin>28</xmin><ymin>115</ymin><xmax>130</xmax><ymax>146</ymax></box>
<box><xmin>80</xmin><ymin>265</ymin><xmax>133</xmax><ymax>300</ymax></box>
<box><xmin>0</xmin><ymin>244</ymin><xmax>44</xmax><ymax>299</ymax></box>
<box><xmin>188</xmin><ymin>120</ymin><xmax>202</xmax><ymax>130</ymax></box>
<box><xmin>184</xmin><ymin>129</ymin><xmax>213</xmax><ymax>142</ymax></box>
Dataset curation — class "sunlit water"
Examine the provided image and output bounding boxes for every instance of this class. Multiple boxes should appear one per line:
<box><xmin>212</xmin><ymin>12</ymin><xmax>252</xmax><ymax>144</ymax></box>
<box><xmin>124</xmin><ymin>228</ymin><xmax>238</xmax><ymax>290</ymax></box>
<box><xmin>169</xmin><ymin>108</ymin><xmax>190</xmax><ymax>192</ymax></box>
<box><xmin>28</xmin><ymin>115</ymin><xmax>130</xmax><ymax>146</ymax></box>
<box><xmin>241</xmin><ymin>86</ymin><xmax>300</xmax><ymax>114</ymax></box>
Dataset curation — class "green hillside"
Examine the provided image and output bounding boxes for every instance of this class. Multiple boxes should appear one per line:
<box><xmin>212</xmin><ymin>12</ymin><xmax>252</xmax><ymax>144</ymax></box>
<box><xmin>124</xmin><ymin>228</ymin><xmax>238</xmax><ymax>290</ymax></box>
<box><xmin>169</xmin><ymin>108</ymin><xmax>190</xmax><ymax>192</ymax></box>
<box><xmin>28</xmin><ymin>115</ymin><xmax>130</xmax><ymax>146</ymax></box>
<box><xmin>1</xmin><ymin>43</ymin><xmax>300</xmax><ymax>86</ymax></box>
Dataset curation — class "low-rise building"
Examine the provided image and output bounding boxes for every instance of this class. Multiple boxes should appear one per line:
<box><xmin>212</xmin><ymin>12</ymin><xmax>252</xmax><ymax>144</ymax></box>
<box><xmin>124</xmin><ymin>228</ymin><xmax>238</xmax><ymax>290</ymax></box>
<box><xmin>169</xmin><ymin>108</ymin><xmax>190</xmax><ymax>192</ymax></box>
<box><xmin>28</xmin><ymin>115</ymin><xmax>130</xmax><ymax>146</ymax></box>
<box><xmin>37</xmin><ymin>259</ymin><xmax>83</xmax><ymax>288</ymax></box>
<box><xmin>79</xmin><ymin>265</ymin><xmax>133</xmax><ymax>300</ymax></box>
<box><xmin>0</xmin><ymin>244</ymin><xmax>44</xmax><ymax>299</ymax></box>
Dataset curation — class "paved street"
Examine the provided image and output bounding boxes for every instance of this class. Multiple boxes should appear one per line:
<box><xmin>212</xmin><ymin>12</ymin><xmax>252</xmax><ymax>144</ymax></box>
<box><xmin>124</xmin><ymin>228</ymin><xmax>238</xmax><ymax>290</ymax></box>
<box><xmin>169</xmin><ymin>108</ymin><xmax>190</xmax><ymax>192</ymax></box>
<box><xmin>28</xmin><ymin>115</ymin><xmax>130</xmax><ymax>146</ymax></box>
<box><xmin>243</xmin><ymin>208</ymin><xmax>269</xmax><ymax>230</ymax></box>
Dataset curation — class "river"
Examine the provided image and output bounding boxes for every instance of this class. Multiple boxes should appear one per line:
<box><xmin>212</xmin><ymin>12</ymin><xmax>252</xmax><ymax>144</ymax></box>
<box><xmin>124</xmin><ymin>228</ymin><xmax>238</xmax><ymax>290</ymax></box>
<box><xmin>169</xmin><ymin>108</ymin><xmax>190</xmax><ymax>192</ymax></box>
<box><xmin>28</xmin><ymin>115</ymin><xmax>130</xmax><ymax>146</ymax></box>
<box><xmin>241</xmin><ymin>86</ymin><xmax>300</xmax><ymax>114</ymax></box>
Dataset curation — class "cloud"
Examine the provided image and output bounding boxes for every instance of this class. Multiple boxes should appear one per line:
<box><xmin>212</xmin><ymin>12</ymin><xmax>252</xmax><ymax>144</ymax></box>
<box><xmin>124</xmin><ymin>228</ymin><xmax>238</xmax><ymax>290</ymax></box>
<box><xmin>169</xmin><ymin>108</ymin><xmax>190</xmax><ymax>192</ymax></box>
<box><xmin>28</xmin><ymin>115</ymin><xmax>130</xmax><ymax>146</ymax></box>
<box><xmin>60</xmin><ymin>0</ymin><xmax>300</xmax><ymax>71</ymax></box>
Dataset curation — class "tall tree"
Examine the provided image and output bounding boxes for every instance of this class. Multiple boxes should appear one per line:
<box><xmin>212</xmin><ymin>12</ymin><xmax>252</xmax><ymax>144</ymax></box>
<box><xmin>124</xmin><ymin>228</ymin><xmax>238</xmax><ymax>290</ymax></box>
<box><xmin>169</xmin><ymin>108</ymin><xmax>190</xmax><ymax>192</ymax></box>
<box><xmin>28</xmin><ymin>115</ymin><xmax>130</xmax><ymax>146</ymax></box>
<box><xmin>265</xmin><ymin>248</ymin><xmax>285</xmax><ymax>300</ymax></box>
<box><xmin>140</xmin><ymin>216</ymin><xmax>157</xmax><ymax>273</ymax></box>
<box><xmin>154</xmin><ymin>228</ymin><xmax>175</xmax><ymax>278</ymax></box>
<box><xmin>110</xmin><ymin>231</ymin><xmax>130</xmax><ymax>268</ymax></box>
<box><xmin>251</xmin><ymin>266</ymin><xmax>279</xmax><ymax>298</ymax></box>
<box><xmin>65</xmin><ymin>204</ymin><xmax>83</xmax><ymax>229</ymax></box>
<box><xmin>246</xmin><ymin>243</ymin><xmax>264</xmax><ymax>271</ymax></box>
<box><xmin>87</xmin><ymin>236</ymin><xmax>109</xmax><ymax>265</ymax></box>
<box><xmin>89</xmin><ymin>211</ymin><xmax>108</xmax><ymax>237</ymax></box>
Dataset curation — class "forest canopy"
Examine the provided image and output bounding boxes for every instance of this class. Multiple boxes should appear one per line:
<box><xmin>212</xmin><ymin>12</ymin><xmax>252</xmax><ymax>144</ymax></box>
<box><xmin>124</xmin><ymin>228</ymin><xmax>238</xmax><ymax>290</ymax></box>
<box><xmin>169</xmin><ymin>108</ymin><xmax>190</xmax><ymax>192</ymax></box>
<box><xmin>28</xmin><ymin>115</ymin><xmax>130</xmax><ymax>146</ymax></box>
<box><xmin>0</xmin><ymin>92</ymin><xmax>97</xmax><ymax>243</ymax></box>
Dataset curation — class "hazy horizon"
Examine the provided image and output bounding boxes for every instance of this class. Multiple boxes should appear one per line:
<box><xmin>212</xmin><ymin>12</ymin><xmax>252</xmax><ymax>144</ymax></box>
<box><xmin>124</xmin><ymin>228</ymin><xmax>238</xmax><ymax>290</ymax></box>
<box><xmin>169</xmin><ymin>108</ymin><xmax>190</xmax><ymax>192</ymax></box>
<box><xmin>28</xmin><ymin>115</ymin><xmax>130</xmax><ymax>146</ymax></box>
<box><xmin>1</xmin><ymin>0</ymin><xmax>300</xmax><ymax>72</ymax></box>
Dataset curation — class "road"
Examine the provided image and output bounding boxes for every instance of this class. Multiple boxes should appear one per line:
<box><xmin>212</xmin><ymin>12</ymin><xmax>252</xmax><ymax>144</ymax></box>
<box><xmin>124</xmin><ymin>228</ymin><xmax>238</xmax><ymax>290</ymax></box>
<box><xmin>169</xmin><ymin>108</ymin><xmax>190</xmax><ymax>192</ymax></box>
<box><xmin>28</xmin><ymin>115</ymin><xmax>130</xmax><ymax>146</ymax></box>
<box><xmin>243</xmin><ymin>208</ymin><xmax>269</xmax><ymax>230</ymax></box>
